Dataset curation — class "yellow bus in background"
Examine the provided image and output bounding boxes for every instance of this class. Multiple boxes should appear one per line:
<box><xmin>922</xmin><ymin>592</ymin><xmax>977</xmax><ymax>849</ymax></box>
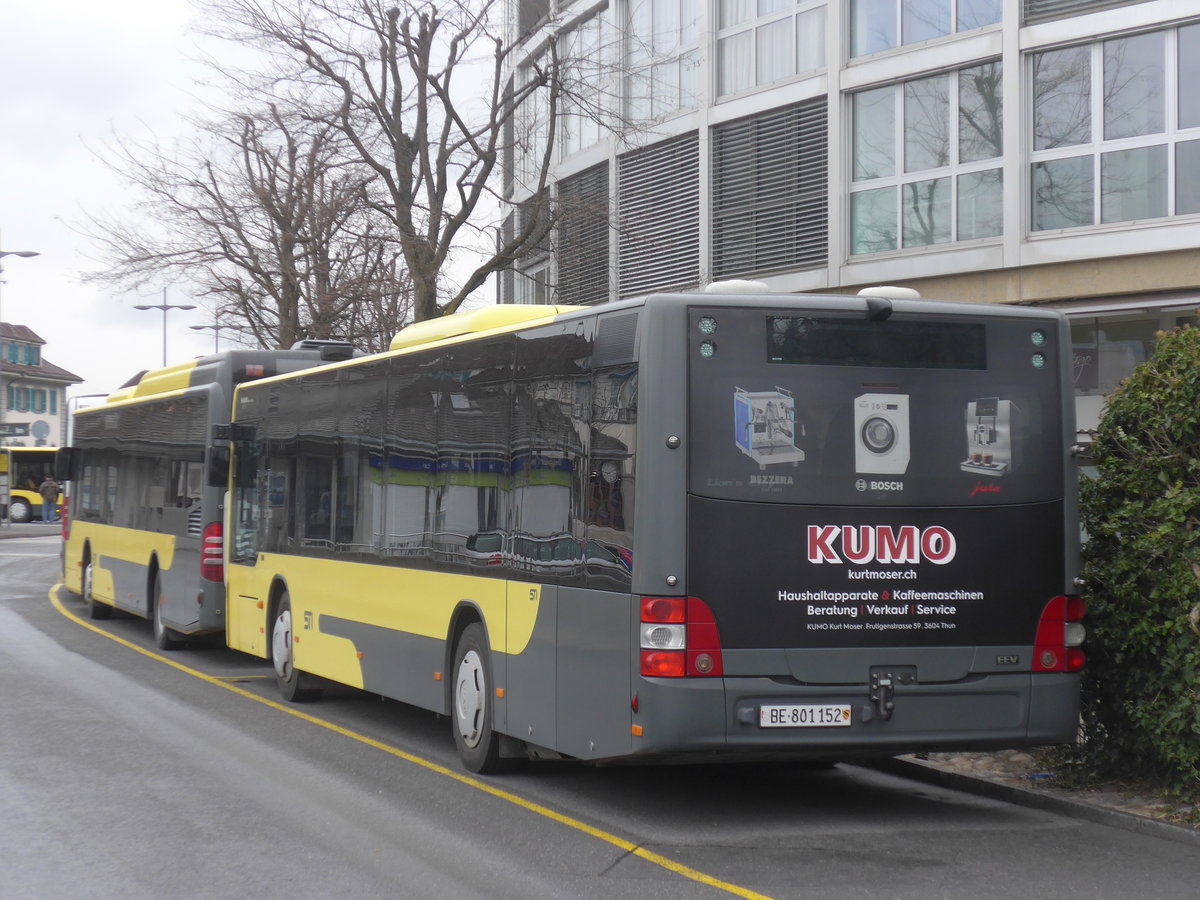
<box><xmin>1</xmin><ymin>447</ymin><xmax>61</xmax><ymax>522</ymax></box>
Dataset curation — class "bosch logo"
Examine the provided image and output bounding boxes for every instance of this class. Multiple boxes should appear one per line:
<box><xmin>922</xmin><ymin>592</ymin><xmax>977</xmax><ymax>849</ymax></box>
<box><xmin>855</xmin><ymin>479</ymin><xmax>868</xmax><ymax>492</ymax></box>
<box><xmin>870</xmin><ymin>480</ymin><xmax>904</xmax><ymax>491</ymax></box>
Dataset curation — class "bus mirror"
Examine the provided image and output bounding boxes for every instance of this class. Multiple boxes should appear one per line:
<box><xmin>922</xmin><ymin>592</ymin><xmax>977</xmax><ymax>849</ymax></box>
<box><xmin>54</xmin><ymin>448</ymin><xmax>78</xmax><ymax>482</ymax></box>
<box><xmin>207</xmin><ymin>446</ymin><xmax>231</xmax><ymax>487</ymax></box>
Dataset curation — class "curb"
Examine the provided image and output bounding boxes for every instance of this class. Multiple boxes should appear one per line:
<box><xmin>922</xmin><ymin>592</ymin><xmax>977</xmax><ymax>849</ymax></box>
<box><xmin>871</xmin><ymin>757</ymin><xmax>1200</xmax><ymax>848</ymax></box>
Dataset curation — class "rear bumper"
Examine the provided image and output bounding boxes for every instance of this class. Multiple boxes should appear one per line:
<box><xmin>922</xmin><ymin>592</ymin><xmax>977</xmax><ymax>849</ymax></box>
<box><xmin>626</xmin><ymin>672</ymin><xmax>1079</xmax><ymax>759</ymax></box>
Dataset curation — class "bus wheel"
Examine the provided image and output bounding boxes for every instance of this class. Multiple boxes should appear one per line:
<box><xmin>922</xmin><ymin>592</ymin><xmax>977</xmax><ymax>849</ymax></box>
<box><xmin>452</xmin><ymin>622</ymin><xmax>506</xmax><ymax>774</ymax></box>
<box><xmin>9</xmin><ymin>499</ymin><xmax>31</xmax><ymax>523</ymax></box>
<box><xmin>151</xmin><ymin>572</ymin><xmax>186</xmax><ymax>651</ymax></box>
<box><xmin>83</xmin><ymin>559</ymin><xmax>111</xmax><ymax>620</ymax></box>
<box><xmin>271</xmin><ymin>592</ymin><xmax>322</xmax><ymax>702</ymax></box>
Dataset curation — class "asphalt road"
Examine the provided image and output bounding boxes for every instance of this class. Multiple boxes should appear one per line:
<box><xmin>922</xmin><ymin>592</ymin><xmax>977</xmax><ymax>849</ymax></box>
<box><xmin>3</xmin><ymin>532</ymin><xmax>1200</xmax><ymax>899</ymax></box>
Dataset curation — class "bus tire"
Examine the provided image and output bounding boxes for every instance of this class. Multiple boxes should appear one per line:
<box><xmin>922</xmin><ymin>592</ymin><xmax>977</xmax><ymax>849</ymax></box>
<box><xmin>83</xmin><ymin>559</ymin><xmax>111</xmax><ymax>620</ymax></box>
<box><xmin>451</xmin><ymin>622</ymin><xmax>508</xmax><ymax>774</ymax></box>
<box><xmin>151</xmin><ymin>571</ymin><xmax>186</xmax><ymax>651</ymax></box>
<box><xmin>9</xmin><ymin>498</ymin><xmax>31</xmax><ymax>523</ymax></box>
<box><xmin>271</xmin><ymin>592</ymin><xmax>322</xmax><ymax>702</ymax></box>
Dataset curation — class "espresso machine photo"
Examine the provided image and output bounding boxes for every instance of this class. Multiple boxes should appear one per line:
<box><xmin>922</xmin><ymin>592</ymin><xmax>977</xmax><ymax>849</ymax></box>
<box><xmin>734</xmin><ymin>386</ymin><xmax>806</xmax><ymax>468</ymax></box>
<box><xmin>960</xmin><ymin>397</ymin><xmax>1020</xmax><ymax>476</ymax></box>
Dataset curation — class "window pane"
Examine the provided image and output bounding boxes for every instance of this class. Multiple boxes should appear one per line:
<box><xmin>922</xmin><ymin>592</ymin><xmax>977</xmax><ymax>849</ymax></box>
<box><xmin>718</xmin><ymin>32</ymin><xmax>753</xmax><ymax>95</ymax></box>
<box><xmin>904</xmin><ymin>75</ymin><xmax>949</xmax><ymax>173</ymax></box>
<box><xmin>959</xmin><ymin>62</ymin><xmax>1002</xmax><ymax>162</ymax></box>
<box><xmin>1032</xmin><ymin>156</ymin><xmax>1093</xmax><ymax>231</ymax></box>
<box><xmin>1103</xmin><ymin>32</ymin><xmax>1164</xmax><ymax>140</ymax></box>
<box><xmin>902</xmin><ymin>177</ymin><xmax>951</xmax><ymax>247</ymax></box>
<box><xmin>720</xmin><ymin>0</ymin><xmax>753</xmax><ymax>28</ymax></box>
<box><xmin>957</xmin><ymin>169</ymin><xmax>1002</xmax><ymax>239</ymax></box>
<box><xmin>957</xmin><ymin>0</ymin><xmax>1000</xmax><ymax>30</ymax></box>
<box><xmin>1033</xmin><ymin>46</ymin><xmax>1091</xmax><ymax>150</ymax></box>
<box><xmin>679</xmin><ymin>49</ymin><xmax>700</xmax><ymax>108</ymax></box>
<box><xmin>854</xmin><ymin>87</ymin><xmax>895</xmax><ymax>180</ymax></box>
<box><xmin>757</xmin><ymin>19</ymin><xmax>793</xmax><ymax>85</ymax></box>
<box><xmin>652</xmin><ymin>59</ymin><xmax>680</xmax><ymax>116</ymax></box>
<box><xmin>851</xmin><ymin>0</ymin><xmax>896</xmax><ymax>57</ymax></box>
<box><xmin>797</xmin><ymin>6</ymin><xmax>826</xmax><ymax>72</ymax></box>
<box><xmin>851</xmin><ymin>187</ymin><xmax>897</xmax><ymax>253</ymax></box>
<box><xmin>903</xmin><ymin>0</ymin><xmax>950</xmax><ymax>44</ymax></box>
<box><xmin>652</xmin><ymin>0</ymin><xmax>679</xmax><ymax>54</ymax></box>
<box><xmin>758</xmin><ymin>0</ymin><xmax>791</xmax><ymax>14</ymax></box>
<box><xmin>1181</xmin><ymin>25</ymin><xmax>1200</xmax><ymax>130</ymax></box>
<box><xmin>681</xmin><ymin>0</ymin><xmax>700</xmax><ymax>43</ymax></box>
<box><xmin>1101</xmin><ymin>145</ymin><xmax>1167</xmax><ymax>223</ymax></box>
<box><xmin>1176</xmin><ymin>140</ymin><xmax>1200</xmax><ymax>214</ymax></box>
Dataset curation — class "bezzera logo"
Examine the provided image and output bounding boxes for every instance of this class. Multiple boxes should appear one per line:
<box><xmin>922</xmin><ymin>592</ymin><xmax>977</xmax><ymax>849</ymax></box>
<box><xmin>807</xmin><ymin>525</ymin><xmax>957</xmax><ymax>565</ymax></box>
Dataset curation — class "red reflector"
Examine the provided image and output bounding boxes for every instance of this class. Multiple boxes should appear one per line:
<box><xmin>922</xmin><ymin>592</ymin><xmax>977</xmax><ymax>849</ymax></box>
<box><xmin>201</xmin><ymin>521</ymin><xmax>224</xmax><ymax>582</ymax></box>
<box><xmin>1066</xmin><ymin>647</ymin><xmax>1086</xmax><ymax>672</ymax></box>
<box><xmin>641</xmin><ymin>596</ymin><xmax>685</xmax><ymax>624</ymax></box>
<box><xmin>1065</xmin><ymin>596</ymin><xmax>1087</xmax><ymax>622</ymax></box>
<box><xmin>641</xmin><ymin>650</ymin><xmax>685</xmax><ymax>677</ymax></box>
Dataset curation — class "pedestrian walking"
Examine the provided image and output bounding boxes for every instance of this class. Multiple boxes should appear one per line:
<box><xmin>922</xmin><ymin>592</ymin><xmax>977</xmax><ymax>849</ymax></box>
<box><xmin>38</xmin><ymin>474</ymin><xmax>58</xmax><ymax>523</ymax></box>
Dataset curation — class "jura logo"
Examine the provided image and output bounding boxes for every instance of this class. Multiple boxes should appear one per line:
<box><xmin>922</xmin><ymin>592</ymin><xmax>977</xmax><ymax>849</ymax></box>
<box><xmin>807</xmin><ymin>525</ymin><xmax>957</xmax><ymax>565</ymax></box>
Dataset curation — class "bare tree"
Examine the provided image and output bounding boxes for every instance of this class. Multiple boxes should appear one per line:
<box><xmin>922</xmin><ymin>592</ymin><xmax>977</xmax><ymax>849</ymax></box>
<box><xmin>85</xmin><ymin>104</ymin><xmax>413</xmax><ymax>349</ymax></box>
<box><xmin>200</xmin><ymin>0</ymin><xmax>565</xmax><ymax>321</ymax></box>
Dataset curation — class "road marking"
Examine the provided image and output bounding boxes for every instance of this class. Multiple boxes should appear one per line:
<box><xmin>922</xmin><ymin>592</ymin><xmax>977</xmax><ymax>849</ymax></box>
<box><xmin>50</xmin><ymin>586</ymin><xmax>774</xmax><ymax>900</ymax></box>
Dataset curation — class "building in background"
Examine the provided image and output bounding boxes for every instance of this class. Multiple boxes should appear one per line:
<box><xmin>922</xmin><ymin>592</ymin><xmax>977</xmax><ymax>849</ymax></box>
<box><xmin>500</xmin><ymin>0</ymin><xmax>1200</xmax><ymax>431</ymax></box>
<box><xmin>0</xmin><ymin>323</ymin><xmax>83</xmax><ymax>447</ymax></box>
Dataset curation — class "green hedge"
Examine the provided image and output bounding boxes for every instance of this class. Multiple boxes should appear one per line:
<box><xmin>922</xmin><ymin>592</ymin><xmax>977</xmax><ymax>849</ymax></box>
<box><xmin>1074</xmin><ymin>326</ymin><xmax>1200</xmax><ymax>799</ymax></box>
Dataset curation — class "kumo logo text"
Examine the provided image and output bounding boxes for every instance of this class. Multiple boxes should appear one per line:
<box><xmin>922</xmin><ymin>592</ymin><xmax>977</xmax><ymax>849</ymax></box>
<box><xmin>807</xmin><ymin>525</ymin><xmax>957</xmax><ymax>565</ymax></box>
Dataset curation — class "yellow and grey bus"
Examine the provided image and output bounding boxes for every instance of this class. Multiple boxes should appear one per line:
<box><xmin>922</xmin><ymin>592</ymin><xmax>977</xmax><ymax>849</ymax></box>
<box><xmin>224</xmin><ymin>291</ymin><xmax>1085</xmax><ymax>773</ymax></box>
<box><xmin>62</xmin><ymin>344</ymin><xmax>353</xmax><ymax>648</ymax></box>
<box><xmin>2</xmin><ymin>447</ymin><xmax>61</xmax><ymax>522</ymax></box>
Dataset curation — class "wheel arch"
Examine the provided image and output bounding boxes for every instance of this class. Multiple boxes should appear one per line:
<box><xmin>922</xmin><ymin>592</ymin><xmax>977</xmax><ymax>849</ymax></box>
<box><xmin>145</xmin><ymin>553</ymin><xmax>161</xmax><ymax>620</ymax></box>
<box><xmin>443</xmin><ymin>601</ymin><xmax>487</xmax><ymax>714</ymax></box>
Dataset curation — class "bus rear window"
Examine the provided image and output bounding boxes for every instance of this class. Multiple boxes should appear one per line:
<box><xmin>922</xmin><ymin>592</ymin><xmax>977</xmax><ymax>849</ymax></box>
<box><xmin>767</xmin><ymin>317</ymin><xmax>987</xmax><ymax>370</ymax></box>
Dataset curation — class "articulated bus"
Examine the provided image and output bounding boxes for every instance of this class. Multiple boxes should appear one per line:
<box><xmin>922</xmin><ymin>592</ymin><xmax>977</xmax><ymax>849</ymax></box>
<box><xmin>223</xmin><ymin>290</ymin><xmax>1085</xmax><ymax>773</ymax></box>
<box><xmin>62</xmin><ymin>343</ymin><xmax>353</xmax><ymax>648</ymax></box>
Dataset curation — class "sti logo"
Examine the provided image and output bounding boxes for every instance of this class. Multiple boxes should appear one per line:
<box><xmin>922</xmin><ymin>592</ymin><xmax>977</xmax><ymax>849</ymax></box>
<box><xmin>807</xmin><ymin>525</ymin><xmax>957</xmax><ymax>565</ymax></box>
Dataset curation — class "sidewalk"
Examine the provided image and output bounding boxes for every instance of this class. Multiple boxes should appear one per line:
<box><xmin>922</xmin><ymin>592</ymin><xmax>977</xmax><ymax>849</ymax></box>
<box><xmin>0</xmin><ymin>520</ymin><xmax>62</xmax><ymax>538</ymax></box>
<box><xmin>876</xmin><ymin>752</ymin><xmax>1200</xmax><ymax>847</ymax></box>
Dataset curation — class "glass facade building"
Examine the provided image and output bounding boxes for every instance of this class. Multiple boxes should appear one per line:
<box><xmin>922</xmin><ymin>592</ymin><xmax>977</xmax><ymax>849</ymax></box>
<box><xmin>501</xmin><ymin>0</ymin><xmax>1200</xmax><ymax>429</ymax></box>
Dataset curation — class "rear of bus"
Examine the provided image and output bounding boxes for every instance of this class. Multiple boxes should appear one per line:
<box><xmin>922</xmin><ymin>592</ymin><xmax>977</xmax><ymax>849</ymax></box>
<box><xmin>632</xmin><ymin>293</ymin><xmax>1083</xmax><ymax>758</ymax></box>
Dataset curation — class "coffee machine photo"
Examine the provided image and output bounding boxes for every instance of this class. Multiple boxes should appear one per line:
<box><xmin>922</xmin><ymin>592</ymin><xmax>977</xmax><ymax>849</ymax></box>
<box><xmin>960</xmin><ymin>397</ymin><xmax>1020</xmax><ymax>476</ymax></box>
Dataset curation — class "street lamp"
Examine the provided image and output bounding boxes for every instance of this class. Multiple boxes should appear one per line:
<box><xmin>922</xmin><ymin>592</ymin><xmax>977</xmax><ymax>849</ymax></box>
<box><xmin>0</xmin><ymin>240</ymin><xmax>40</xmax><ymax>450</ymax></box>
<box><xmin>134</xmin><ymin>288</ymin><xmax>197</xmax><ymax>366</ymax></box>
<box><xmin>189</xmin><ymin>323</ymin><xmax>223</xmax><ymax>353</ymax></box>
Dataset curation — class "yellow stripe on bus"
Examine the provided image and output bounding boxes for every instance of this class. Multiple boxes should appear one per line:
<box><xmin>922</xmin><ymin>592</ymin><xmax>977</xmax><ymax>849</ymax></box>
<box><xmin>49</xmin><ymin>586</ymin><xmax>774</xmax><ymax>900</ymax></box>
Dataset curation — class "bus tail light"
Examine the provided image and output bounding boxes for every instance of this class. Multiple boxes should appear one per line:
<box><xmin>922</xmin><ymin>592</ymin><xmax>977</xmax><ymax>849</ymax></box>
<box><xmin>1033</xmin><ymin>595</ymin><xmax>1087</xmax><ymax>673</ymax></box>
<box><xmin>201</xmin><ymin>522</ymin><xmax>224</xmax><ymax>582</ymax></box>
<box><xmin>639</xmin><ymin>596</ymin><xmax>724</xmax><ymax>678</ymax></box>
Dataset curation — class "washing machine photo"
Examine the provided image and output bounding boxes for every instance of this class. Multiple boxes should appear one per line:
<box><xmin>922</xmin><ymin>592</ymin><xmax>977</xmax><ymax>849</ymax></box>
<box><xmin>854</xmin><ymin>393</ymin><xmax>910</xmax><ymax>475</ymax></box>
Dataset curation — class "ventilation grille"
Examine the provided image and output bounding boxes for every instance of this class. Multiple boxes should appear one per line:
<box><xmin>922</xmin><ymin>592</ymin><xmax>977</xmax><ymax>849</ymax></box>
<box><xmin>617</xmin><ymin>133</ymin><xmax>700</xmax><ymax>297</ymax></box>
<box><xmin>594</xmin><ymin>312</ymin><xmax>639</xmax><ymax>367</ymax></box>
<box><xmin>557</xmin><ymin>164</ymin><xmax>610</xmax><ymax>306</ymax></box>
<box><xmin>712</xmin><ymin>99</ymin><xmax>828</xmax><ymax>279</ymax></box>
<box><xmin>1023</xmin><ymin>0</ymin><xmax>1148</xmax><ymax>24</ymax></box>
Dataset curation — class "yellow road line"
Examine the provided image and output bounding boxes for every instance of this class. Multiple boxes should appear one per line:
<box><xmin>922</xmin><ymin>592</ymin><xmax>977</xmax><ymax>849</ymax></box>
<box><xmin>50</xmin><ymin>586</ymin><xmax>774</xmax><ymax>900</ymax></box>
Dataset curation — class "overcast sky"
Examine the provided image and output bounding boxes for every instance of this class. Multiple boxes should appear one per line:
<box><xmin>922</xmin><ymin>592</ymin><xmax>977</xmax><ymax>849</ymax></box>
<box><xmin>0</xmin><ymin>0</ymin><xmax>248</xmax><ymax>398</ymax></box>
